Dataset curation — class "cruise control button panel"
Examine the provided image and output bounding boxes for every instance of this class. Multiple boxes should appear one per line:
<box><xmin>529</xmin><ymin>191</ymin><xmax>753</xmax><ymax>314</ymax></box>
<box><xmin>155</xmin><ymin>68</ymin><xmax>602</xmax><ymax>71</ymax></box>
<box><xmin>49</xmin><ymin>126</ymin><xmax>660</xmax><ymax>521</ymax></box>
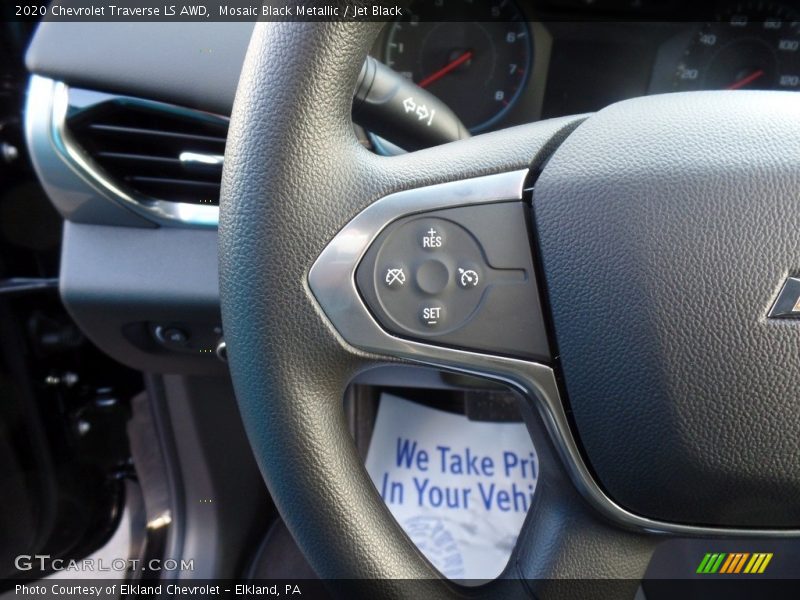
<box><xmin>355</xmin><ymin>202</ymin><xmax>550</xmax><ymax>360</ymax></box>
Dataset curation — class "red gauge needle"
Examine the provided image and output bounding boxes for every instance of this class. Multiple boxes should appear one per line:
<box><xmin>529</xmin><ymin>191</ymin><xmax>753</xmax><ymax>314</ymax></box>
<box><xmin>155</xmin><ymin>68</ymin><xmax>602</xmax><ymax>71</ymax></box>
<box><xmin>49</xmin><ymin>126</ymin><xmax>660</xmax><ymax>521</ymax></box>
<box><xmin>726</xmin><ymin>69</ymin><xmax>765</xmax><ymax>90</ymax></box>
<box><xmin>418</xmin><ymin>50</ymin><xmax>474</xmax><ymax>88</ymax></box>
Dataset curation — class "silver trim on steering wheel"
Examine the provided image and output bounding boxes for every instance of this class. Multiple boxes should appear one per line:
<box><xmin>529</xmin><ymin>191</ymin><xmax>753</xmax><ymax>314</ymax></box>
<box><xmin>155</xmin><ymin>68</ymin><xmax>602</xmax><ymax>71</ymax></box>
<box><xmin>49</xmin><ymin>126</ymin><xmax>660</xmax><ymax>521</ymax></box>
<box><xmin>308</xmin><ymin>168</ymin><xmax>800</xmax><ymax>538</ymax></box>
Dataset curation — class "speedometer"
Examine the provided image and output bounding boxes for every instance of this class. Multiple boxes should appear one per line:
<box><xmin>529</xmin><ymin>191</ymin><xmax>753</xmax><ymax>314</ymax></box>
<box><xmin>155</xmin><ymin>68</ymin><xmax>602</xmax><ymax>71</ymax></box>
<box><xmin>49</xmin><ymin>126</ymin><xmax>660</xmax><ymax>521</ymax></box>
<box><xmin>384</xmin><ymin>0</ymin><xmax>532</xmax><ymax>133</ymax></box>
<box><xmin>673</xmin><ymin>2</ymin><xmax>800</xmax><ymax>91</ymax></box>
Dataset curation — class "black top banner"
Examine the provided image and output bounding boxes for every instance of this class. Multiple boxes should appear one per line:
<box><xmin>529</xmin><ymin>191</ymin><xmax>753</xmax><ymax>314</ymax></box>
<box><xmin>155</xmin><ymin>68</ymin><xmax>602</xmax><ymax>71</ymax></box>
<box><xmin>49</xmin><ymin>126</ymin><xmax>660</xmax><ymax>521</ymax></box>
<box><xmin>5</xmin><ymin>0</ymin><xmax>794</xmax><ymax>23</ymax></box>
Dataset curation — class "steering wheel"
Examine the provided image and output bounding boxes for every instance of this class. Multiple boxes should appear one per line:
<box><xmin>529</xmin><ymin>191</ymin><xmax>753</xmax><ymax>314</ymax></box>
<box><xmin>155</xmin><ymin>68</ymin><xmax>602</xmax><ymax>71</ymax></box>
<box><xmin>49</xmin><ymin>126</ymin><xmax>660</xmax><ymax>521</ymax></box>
<box><xmin>218</xmin><ymin>19</ymin><xmax>800</xmax><ymax>598</ymax></box>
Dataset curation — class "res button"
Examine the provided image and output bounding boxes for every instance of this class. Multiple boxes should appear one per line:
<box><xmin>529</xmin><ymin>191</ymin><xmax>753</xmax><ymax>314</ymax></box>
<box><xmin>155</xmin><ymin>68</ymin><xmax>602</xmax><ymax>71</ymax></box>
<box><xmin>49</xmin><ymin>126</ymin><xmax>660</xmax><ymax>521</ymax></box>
<box><xmin>419</xmin><ymin>223</ymin><xmax>445</xmax><ymax>250</ymax></box>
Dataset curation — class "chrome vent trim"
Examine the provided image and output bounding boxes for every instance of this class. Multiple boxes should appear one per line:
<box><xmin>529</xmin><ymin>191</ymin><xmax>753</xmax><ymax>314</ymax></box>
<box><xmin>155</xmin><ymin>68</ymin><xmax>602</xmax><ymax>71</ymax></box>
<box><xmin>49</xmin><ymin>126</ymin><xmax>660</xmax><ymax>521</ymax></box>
<box><xmin>67</xmin><ymin>95</ymin><xmax>227</xmax><ymax>206</ymax></box>
<box><xmin>25</xmin><ymin>75</ymin><xmax>222</xmax><ymax>228</ymax></box>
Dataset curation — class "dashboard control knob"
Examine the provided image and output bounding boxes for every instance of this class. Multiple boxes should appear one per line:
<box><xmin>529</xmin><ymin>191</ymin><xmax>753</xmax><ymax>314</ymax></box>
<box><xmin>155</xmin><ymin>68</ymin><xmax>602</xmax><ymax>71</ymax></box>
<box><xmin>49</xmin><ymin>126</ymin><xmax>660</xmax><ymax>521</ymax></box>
<box><xmin>155</xmin><ymin>325</ymin><xmax>189</xmax><ymax>346</ymax></box>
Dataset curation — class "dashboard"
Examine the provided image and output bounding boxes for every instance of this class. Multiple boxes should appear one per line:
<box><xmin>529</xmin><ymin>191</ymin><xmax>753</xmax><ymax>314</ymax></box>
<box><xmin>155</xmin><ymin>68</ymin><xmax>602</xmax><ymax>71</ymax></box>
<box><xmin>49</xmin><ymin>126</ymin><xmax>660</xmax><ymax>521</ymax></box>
<box><xmin>371</xmin><ymin>0</ymin><xmax>800</xmax><ymax>135</ymax></box>
<box><xmin>11</xmin><ymin>1</ymin><xmax>800</xmax><ymax>374</ymax></box>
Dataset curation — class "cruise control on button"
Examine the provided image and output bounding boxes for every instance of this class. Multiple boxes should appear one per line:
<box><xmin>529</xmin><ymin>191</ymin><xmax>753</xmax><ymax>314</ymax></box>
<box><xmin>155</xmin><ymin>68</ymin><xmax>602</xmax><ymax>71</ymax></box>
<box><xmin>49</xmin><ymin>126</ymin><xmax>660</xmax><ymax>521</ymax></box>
<box><xmin>458</xmin><ymin>267</ymin><xmax>480</xmax><ymax>288</ymax></box>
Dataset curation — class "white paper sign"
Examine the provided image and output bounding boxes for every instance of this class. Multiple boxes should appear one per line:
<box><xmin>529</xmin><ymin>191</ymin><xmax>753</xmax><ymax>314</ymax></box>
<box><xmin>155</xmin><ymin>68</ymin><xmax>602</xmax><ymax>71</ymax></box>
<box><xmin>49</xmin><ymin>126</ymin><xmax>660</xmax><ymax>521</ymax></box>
<box><xmin>365</xmin><ymin>393</ymin><xmax>539</xmax><ymax>581</ymax></box>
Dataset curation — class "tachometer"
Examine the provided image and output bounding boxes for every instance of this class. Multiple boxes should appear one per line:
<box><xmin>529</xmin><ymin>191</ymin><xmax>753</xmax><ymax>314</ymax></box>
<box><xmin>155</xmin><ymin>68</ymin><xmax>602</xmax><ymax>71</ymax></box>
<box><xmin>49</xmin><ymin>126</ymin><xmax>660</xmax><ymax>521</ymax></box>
<box><xmin>384</xmin><ymin>0</ymin><xmax>532</xmax><ymax>132</ymax></box>
<box><xmin>673</xmin><ymin>2</ymin><xmax>800</xmax><ymax>91</ymax></box>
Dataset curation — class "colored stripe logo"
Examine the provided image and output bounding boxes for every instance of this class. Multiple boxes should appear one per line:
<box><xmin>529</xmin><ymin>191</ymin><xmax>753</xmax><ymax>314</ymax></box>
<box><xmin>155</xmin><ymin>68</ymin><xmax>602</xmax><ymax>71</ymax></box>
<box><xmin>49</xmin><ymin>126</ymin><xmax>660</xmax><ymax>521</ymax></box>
<box><xmin>696</xmin><ymin>552</ymin><xmax>773</xmax><ymax>574</ymax></box>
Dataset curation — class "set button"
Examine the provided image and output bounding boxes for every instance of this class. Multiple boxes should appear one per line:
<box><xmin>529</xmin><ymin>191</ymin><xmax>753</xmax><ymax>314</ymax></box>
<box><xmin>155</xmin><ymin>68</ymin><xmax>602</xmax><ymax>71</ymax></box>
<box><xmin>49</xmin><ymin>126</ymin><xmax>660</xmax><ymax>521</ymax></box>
<box><xmin>420</xmin><ymin>303</ymin><xmax>445</xmax><ymax>328</ymax></box>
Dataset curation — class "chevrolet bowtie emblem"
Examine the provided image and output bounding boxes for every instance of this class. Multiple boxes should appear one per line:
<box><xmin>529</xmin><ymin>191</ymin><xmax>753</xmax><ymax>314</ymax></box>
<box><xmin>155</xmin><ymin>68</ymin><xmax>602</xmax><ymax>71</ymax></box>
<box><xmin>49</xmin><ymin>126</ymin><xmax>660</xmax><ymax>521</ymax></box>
<box><xmin>769</xmin><ymin>277</ymin><xmax>800</xmax><ymax>318</ymax></box>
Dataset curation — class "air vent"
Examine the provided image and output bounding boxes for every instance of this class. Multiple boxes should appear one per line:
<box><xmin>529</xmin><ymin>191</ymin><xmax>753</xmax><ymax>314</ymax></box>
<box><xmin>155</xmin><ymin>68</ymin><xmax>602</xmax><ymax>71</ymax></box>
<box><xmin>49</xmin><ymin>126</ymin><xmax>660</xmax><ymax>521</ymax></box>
<box><xmin>67</xmin><ymin>99</ymin><xmax>228</xmax><ymax>206</ymax></box>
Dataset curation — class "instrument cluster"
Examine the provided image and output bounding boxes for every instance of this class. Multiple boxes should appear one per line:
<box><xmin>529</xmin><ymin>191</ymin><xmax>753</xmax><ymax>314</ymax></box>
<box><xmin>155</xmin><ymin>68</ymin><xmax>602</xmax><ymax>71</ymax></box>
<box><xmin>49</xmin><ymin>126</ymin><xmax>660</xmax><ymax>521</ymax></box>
<box><xmin>374</xmin><ymin>1</ymin><xmax>800</xmax><ymax>133</ymax></box>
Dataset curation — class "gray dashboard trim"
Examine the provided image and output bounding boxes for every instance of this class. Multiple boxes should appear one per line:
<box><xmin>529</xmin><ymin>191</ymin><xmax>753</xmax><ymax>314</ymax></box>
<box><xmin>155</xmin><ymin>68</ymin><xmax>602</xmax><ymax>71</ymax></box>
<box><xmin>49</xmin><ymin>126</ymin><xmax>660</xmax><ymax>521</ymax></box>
<box><xmin>308</xmin><ymin>168</ymin><xmax>800</xmax><ymax>538</ymax></box>
<box><xmin>58</xmin><ymin>221</ymin><xmax>226</xmax><ymax>375</ymax></box>
<box><xmin>26</xmin><ymin>21</ymin><xmax>253</xmax><ymax>117</ymax></box>
<box><xmin>25</xmin><ymin>75</ymin><xmax>221</xmax><ymax>228</ymax></box>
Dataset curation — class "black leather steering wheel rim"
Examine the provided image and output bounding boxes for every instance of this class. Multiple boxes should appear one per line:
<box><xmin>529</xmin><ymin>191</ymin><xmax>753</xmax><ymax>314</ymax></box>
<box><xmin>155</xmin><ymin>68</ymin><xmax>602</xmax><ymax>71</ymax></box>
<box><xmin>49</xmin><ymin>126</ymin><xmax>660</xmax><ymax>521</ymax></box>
<box><xmin>217</xmin><ymin>19</ymin><xmax>621</xmax><ymax>593</ymax></box>
<box><xmin>219</xmin><ymin>10</ymin><xmax>800</xmax><ymax>598</ymax></box>
<box><xmin>219</xmin><ymin>17</ymin><xmax>800</xmax><ymax>598</ymax></box>
<box><xmin>217</xmin><ymin>14</ymin><xmax>704</xmax><ymax>595</ymax></box>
